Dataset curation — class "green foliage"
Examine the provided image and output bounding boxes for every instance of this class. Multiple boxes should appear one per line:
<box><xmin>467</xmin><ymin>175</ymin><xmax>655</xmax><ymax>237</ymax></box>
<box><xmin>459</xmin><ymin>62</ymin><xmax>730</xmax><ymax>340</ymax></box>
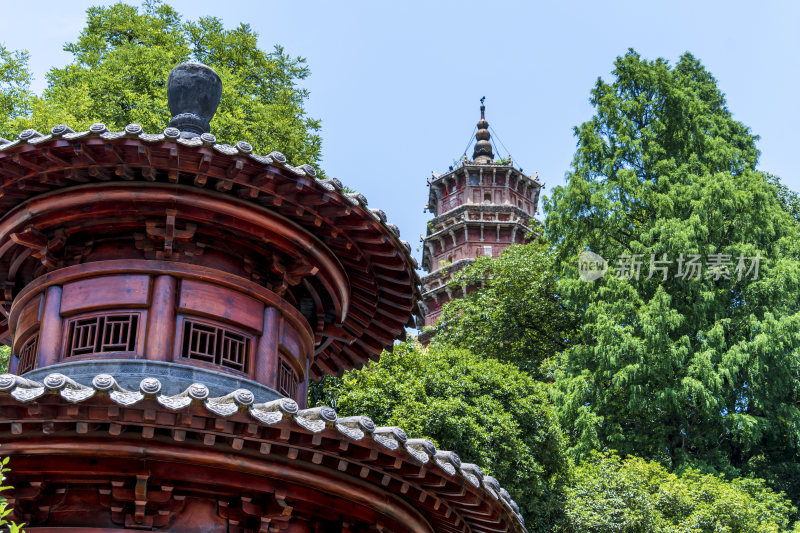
<box><xmin>0</xmin><ymin>44</ymin><xmax>33</xmax><ymax>139</ymax></box>
<box><xmin>561</xmin><ymin>452</ymin><xmax>798</xmax><ymax>533</ymax></box>
<box><xmin>318</xmin><ymin>340</ymin><xmax>569</xmax><ymax>532</ymax></box>
<box><xmin>767</xmin><ymin>173</ymin><xmax>800</xmax><ymax>223</ymax></box>
<box><xmin>1</xmin><ymin>1</ymin><xmax>322</xmax><ymax>168</ymax></box>
<box><xmin>545</xmin><ymin>49</ymin><xmax>800</xmax><ymax>502</ymax></box>
<box><xmin>433</xmin><ymin>241</ymin><xmax>578</xmax><ymax>376</ymax></box>
<box><xmin>0</xmin><ymin>346</ymin><xmax>9</xmax><ymax>374</ymax></box>
<box><xmin>0</xmin><ymin>456</ymin><xmax>24</xmax><ymax>532</ymax></box>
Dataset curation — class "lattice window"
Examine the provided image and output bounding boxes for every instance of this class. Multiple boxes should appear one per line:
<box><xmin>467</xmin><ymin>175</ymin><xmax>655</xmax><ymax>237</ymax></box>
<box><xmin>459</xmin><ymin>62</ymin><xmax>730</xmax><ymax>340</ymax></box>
<box><xmin>17</xmin><ymin>334</ymin><xmax>39</xmax><ymax>374</ymax></box>
<box><xmin>278</xmin><ymin>358</ymin><xmax>298</xmax><ymax>399</ymax></box>
<box><xmin>66</xmin><ymin>313</ymin><xmax>139</xmax><ymax>357</ymax></box>
<box><xmin>181</xmin><ymin>319</ymin><xmax>250</xmax><ymax>373</ymax></box>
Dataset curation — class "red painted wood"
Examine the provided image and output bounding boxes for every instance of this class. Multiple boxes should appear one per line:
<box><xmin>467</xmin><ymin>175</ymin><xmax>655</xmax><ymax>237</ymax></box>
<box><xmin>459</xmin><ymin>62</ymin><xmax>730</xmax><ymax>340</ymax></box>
<box><xmin>60</xmin><ymin>275</ymin><xmax>150</xmax><ymax>315</ymax></box>
<box><xmin>257</xmin><ymin>306</ymin><xmax>280</xmax><ymax>390</ymax></box>
<box><xmin>178</xmin><ymin>279</ymin><xmax>264</xmax><ymax>333</ymax></box>
<box><xmin>144</xmin><ymin>274</ymin><xmax>176</xmax><ymax>362</ymax></box>
<box><xmin>1</xmin><ymin>439</ymin><xmax>434</xmax><ymax>533</ymax></box>
<box><xmin>0</xmin><ymin>183</ymin><xmax>349</xmax><ymax>324</ymax></box>
<box><xmin>280</xmin><ymin>323</ymin><xmax>304</xmax><ymax>364</ymax></box>
<box><xmin>13</xmin><ymin>292</ymin><xmax>41</xmax><ymax>342</ymax></box>
<box><xmin>36</xmin><ymin>285</ymin><xmax>62</xmax><ymax>368</ymax></box>
<box><xmin>9</xmin><ymin>260</ymin><xmax>315</xmax><ymax>361</ymax></box>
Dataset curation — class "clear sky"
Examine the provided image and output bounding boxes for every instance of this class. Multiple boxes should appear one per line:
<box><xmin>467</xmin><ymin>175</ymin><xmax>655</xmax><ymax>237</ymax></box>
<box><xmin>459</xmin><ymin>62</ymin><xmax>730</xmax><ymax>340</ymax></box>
<box><xmin>2</xmin><ymin>1</ymin><xmax>799</xmax><ymax>266</ymax></box>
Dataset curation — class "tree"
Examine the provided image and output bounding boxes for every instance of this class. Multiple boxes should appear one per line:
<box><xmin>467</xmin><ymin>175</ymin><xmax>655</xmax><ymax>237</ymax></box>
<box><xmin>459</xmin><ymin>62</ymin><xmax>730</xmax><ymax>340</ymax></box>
<box><xmin>0</xmin><ymin>44</ymin><xmax>33</xmax><ymax>139</ymax></box>
<box><xmin>0</xmin><ymin>456</ymin><xmax>23</xmax><ymax>532</ymax></box>
<box><xmin>561</xmin><ymin>452</ymin><xmax>799</xmax><ymax>533</ymax></box>
<box><xmin>546</xmin><ymin>49</ymin><xmax>800</xmax><ymax>502</ymax></box>
<box><xmin>317</xmin><ymin>340</ymin><xmax>569</xmax><ymax>532</ymax></box>
<box><xmin>0</xmin><ymin>346</ymin><xmax>9</xmax><ymax>374</ymax></box>
<box><xmin>432</xmin><ymin>240</ymin><xmax>578</xmax><ymax>377</ymax></box>
<box><xmin>1</xmin><ymin>1</ymin><xmax>322</xmax><ymax>168</ymax></box>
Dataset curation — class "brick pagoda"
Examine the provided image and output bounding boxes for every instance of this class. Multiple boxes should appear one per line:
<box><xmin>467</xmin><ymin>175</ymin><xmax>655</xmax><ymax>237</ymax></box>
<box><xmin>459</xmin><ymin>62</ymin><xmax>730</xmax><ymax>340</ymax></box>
<box><xmin>420</xmin><ymin>102</ymin><xmax>542</xmax><ymax>328</ymax></box>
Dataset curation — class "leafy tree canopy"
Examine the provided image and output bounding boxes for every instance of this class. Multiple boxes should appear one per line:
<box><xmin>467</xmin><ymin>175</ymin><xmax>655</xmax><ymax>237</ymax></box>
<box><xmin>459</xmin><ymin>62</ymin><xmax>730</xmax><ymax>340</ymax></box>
<box><xmin>545</xmin><ymin>49</ymin><xmax>800</xmax><ymax>502</ymax></box>
<box><xmin>561</xmin><ymin>452</ymin><xmax>799</xmax><ymax>533</ymax></box>
<box><xmin>0</xmin><ymin>346</ymin><xmax>9</xmax><ymax>374</ymax></box>
<box><xmin>432</xmin><ymin>240</ymin><xmax>578</xmax><ymax>377</ymax></box>
<box><xmin>0</xmin><ymin>0</ymin><xmax>322</xmax><ymax>168</ymax></box>
<box><xmin>317</xmin><ymin>340</ymin><xmax>569</xmax><ymax>532</ymax></box>
<box><xmin>0</xmin><ymin>44</ymin><xmax>32</xmax><ymax>140</ymax></box>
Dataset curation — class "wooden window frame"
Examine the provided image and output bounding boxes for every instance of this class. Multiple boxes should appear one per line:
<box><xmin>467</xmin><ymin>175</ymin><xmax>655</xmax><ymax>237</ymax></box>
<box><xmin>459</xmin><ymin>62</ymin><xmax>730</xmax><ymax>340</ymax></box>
<box><xmin>17</xmin><ymin>333</ymin><xmax>40</xmax><ymax>374</ymax></box>
<box><xmin>175</xmin><ymin>315</ymin><xmax>254</xmax><ymax>378</ymax></box>
<box><xmin>277</xmin><ymin>356</ymin><xmax>298</xmax><ymax>399</ymax></box>
<box><xmin>62</xmin><ymin>311</ymin><xmax>145</xmax><ymax>361</ymax></box>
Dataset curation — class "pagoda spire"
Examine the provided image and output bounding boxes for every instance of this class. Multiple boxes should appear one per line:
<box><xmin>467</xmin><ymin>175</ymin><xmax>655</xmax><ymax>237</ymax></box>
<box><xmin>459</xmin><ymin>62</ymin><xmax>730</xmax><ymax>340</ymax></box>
<box><xmin>472</xmin><ymin>96</ymin><xmax>494</xmax><ymax>163</ymax></box>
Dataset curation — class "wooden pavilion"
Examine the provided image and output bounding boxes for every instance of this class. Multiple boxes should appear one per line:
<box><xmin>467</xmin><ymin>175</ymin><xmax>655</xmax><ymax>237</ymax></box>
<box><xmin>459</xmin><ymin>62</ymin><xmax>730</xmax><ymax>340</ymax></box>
<box><xmin>0</xmin><ymin>63</ymin><xmax>526</xmax><ymax>533</ymax></box>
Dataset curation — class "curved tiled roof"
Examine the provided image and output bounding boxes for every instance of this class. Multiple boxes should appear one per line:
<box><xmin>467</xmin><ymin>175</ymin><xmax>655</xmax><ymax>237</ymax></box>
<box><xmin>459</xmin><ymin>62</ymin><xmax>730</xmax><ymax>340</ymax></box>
<box><xmin>0</xmin><ymin>371</ymin><xmax>527</xmax><ymax>533</ymax></box>
<box><xmin>0</xmin><ymin>124</ymin><xmax>424</xmax><ymax>379</ymax></box>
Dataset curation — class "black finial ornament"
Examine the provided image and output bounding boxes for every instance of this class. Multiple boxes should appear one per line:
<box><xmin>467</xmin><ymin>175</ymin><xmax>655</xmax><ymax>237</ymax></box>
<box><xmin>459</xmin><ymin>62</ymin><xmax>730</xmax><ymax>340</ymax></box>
<box><xmin>472</xmin><ymin>97</ymin><xmax>494</xmax><ymax>163</ymax></box>
<box><xmin>167</xmin><ymin>62</ymin><xmax>222</xmax><ymax>138</ymax></box>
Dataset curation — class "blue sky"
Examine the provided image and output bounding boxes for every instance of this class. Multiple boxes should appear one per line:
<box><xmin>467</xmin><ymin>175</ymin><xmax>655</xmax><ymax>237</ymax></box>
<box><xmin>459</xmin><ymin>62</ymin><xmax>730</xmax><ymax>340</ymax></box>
<box><xmin>3</xmin><ymin>1</ymin><xmax>799</xmax><ymax>265</ymax></box>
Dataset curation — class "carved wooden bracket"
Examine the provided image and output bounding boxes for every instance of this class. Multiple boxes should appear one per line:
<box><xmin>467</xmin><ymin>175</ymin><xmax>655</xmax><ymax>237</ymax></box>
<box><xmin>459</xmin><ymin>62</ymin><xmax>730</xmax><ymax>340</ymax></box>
<box><xmin>135</xmin><ymin>209</ymin><xmax>204</xmax><ymax>260</ymax></box>
<box><xmin>268</xmin><ymin>256</ymin><xmax>318</xmax><ymax>296</ymax></box>
<box><xmin>5</xmin><ymin>480</ymin><xmax>45</xmax><ymax>524</ymax></box>
<box><xmin>9</xmin><ymin>226</ymin><xmax>67</xmax><ymax>269</ymax></box>
<box><xmin>217</xmin><ymin>490</ymin><xmax>295</xmax><ymax>533</ymax></box>
<box><xmin>96</xmin><ymin>474</ymin><xmax>185</xmax><ymax>529</ymax></box>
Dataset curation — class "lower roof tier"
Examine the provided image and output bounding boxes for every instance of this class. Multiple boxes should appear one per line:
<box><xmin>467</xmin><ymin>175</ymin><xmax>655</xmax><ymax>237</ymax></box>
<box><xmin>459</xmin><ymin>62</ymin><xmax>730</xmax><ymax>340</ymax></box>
<box><xmin>0</xmin><ymin>369</ymin><xmax>526</xmax><ymax>533</ymax></box>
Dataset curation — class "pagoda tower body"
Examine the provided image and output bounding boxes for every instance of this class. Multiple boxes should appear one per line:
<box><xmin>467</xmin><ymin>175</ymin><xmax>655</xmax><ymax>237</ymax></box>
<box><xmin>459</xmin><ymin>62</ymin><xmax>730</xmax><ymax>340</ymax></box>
<box><xmin>420</xmin><ymin>103</ymin><xmax>542</xmax><ymax>328</ymax></box>
<box><xmin>0</xmin><ymin>65</ymin><xmax>527</xmax><ymax>532</ymax></box>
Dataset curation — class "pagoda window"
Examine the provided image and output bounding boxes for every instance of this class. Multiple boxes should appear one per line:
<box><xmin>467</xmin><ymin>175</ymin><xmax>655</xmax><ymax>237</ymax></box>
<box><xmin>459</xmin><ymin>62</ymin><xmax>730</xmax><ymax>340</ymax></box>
<box><xmin>278</xmin><ymin>358</ymin><xmax>298</xmax><ymax>399</ymax></box>
<box><xmin>65</xmin><ymin>313</ymin><xmax>140</xmax><ymax>358</ymax></box>
<box><xmin>484</xmin><ymin>192</ymin><xmax>492</xmax><ymax>204</ymax></box>
<box><xmin>468</xmin><ymin>172</ymin><xmax>480</xmax><ymax>186</ymax></box>
<box><xmin>483</xmin><ymin>245</ymin><xmax>493</xmax><ymax>257</ymax></box>
<box><xmin>179</xmin><ymin>317</ymin><xmax>252</xmax><ymax>374</ymax></box>
<box><xmin>17</xmin><ymin>334</ymin><xmax>39</xmax><ymax>374</ymax></box>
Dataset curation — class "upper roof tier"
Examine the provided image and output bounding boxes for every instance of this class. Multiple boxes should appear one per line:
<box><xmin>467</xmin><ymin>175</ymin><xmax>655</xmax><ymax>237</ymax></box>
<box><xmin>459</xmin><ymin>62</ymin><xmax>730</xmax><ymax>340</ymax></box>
<box><xmin>426</xmin><ymin>162</ymin><xmax>542</xmax><ymax>218</ymax></box>
<box><xmin>0</xmin><ymin>64</ymin><xmax>423</xmax><ymax>380</ymax></box>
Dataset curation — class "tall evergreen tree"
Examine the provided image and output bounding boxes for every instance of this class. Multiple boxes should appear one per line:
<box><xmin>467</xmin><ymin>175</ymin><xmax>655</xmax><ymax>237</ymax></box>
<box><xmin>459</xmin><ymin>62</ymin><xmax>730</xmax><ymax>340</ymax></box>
<box><xmin>546</xmin><ymin>50</ymin><xmax>800</xmax><ymax>502</ymax></box>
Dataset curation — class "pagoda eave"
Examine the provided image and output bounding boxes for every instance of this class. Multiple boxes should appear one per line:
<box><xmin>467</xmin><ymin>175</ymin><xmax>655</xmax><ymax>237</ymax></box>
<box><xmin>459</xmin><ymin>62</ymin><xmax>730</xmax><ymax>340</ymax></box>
<box><xmin>0</xmin><ymin>371</ymin><xmax>527</xmax><ymax>533</ymax></box>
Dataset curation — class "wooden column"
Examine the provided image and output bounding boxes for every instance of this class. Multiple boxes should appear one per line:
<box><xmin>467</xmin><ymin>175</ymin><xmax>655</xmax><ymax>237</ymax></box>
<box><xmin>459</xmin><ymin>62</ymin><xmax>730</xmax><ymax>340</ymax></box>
<box><xmin>145</xmin><ymin>275</ymin><xmax>177</xmax><ymax>362</ymax></box>
<box><xmin>255</xmin><ymin>307</ymin><xmax>280</xmax><ymax>389</ymax></box>
<box><xmin>37</xmin><ymin>285</ymin><xmax>63</xmax><ymax>368</ymax></box>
